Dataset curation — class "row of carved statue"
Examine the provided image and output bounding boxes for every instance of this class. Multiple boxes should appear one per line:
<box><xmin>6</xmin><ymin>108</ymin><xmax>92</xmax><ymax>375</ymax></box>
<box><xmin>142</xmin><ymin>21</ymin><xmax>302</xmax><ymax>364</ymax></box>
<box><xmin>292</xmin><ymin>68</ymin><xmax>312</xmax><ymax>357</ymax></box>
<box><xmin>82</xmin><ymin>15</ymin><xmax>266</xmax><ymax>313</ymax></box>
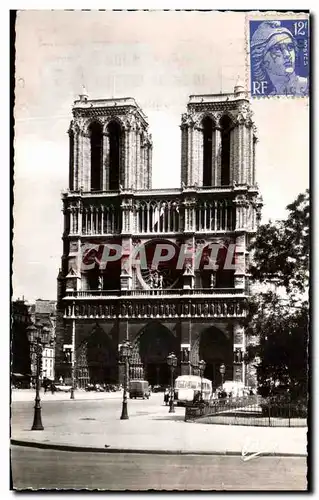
<box><xmin>65</xmin><ymin>300</ymin><xmax>245</xmax><ymax>318</ymax></box>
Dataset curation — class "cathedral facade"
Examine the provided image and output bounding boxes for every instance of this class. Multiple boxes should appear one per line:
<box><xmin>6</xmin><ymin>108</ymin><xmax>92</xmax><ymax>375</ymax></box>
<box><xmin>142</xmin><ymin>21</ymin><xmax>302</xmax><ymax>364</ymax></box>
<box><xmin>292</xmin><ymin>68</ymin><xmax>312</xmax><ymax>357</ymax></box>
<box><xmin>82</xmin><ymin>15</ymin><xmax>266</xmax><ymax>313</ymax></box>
<box><xmin>55</xmin><ymin>83</ymin><xmax>262</xmax><ymax>389</ymax></box>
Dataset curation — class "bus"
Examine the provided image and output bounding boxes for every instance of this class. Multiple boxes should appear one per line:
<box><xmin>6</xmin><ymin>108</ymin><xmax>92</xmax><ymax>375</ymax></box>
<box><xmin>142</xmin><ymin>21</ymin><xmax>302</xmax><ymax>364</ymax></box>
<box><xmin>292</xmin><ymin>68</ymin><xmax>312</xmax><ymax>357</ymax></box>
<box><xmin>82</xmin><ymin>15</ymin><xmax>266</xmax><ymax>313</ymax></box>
<box><xmin>174</xmin><ymin>375</ymin><xmax>212</xmax><ymax>406</ymax></box>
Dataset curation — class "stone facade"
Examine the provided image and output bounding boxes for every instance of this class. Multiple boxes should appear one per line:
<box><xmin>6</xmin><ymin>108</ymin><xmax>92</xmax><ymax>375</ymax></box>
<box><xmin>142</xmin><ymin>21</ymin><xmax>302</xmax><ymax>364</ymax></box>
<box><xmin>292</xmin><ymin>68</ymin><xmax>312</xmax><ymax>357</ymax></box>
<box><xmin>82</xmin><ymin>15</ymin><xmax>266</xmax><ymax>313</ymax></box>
<box><xmin>56</xmin><ymin>85</ymin><xmax>262</xmax><ymax>389</ymax></box>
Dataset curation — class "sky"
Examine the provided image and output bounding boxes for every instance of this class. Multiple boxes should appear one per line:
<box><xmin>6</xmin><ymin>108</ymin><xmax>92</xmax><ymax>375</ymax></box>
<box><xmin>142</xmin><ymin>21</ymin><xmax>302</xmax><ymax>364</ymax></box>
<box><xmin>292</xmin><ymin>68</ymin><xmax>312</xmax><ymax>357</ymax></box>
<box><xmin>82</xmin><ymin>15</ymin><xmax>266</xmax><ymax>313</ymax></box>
<box><xmin>13</xmin><ymin>10</ymin><xmax>309</xmax><ymax>302</ymax></box>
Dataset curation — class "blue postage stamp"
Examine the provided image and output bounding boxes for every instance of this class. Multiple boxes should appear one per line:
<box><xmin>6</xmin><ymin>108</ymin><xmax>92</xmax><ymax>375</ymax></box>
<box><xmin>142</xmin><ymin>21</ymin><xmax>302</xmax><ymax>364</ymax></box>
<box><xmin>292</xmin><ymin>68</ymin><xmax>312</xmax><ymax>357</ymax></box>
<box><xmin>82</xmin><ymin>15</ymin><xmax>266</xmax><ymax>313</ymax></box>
<box><xmin>249</xmin><ymin>19</ymin><xmax>309</xmax><ymax>97</ymax></box>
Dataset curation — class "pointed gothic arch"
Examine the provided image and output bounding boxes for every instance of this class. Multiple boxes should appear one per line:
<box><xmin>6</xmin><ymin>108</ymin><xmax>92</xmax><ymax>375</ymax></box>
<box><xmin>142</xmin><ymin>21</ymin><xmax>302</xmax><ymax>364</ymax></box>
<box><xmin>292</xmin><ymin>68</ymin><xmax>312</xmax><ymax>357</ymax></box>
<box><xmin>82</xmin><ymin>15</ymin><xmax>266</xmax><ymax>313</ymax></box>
<box><xmin>76</xmin><ymin>324</ymin><xmax>118</xmax><ymax>387</ymax></box>
<box><xmin>107</xmin><ymin>120</ymin><xmax>122</xmax><ymax>190</ymax></box>
<box><xmin>198</xmin><ymin>326</ymin><xmax>233</xmax><ymax>387</ymax></box>
<box><xmin>220</xmin><ymin>115</ymin><xmax>232</xmax><ymax>186</ymax></box>
<box><xmin>89</xmin><ymin>121</ymin><xmax>103</xmax><ymax>191</ymax></box>
<box><xmin>130</xmin><ymin>322</ymin><xmax>179</xmax><ymax>385</ymax></box>
<box><xmin>202</xmin><ymin>116</ymin><xmax>214</xmax><ymax>187</ymax></box>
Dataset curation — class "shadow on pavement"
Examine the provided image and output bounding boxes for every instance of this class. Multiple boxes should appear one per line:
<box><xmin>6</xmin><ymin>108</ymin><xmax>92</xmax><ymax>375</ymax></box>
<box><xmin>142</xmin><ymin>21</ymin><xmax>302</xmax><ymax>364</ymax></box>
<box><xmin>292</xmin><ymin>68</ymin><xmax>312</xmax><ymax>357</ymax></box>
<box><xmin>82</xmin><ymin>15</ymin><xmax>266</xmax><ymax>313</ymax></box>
<box><xmin>151</xmin><ymin>415</ymin><xmax>185</xmax><ymax>422</ymax></box>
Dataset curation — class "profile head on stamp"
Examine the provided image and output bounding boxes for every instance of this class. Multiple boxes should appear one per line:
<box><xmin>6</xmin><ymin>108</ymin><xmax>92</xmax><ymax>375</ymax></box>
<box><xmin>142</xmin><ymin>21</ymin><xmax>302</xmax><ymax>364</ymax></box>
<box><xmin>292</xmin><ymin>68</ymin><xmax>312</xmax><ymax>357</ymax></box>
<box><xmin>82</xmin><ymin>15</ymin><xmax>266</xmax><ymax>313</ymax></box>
<box><xmin>250</xmin><ymin>19</ymin><xmax>309</xmax><ymax>97</ymax></box>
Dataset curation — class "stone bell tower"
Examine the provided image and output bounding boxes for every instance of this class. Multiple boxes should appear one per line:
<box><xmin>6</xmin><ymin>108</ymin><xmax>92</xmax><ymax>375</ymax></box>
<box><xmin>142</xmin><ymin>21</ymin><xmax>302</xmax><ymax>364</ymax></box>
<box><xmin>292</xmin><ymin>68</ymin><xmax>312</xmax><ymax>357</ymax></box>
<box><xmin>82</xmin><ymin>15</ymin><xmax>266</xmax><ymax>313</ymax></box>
<box><xmin>68</xmin><ymin>91</ymin><xmax>153</xmax><ymax>193</ymax></box>
<box><xmin>181</xmin><ymin>80</ymin><xmax>257</xmax><ymax>189</ymax></box>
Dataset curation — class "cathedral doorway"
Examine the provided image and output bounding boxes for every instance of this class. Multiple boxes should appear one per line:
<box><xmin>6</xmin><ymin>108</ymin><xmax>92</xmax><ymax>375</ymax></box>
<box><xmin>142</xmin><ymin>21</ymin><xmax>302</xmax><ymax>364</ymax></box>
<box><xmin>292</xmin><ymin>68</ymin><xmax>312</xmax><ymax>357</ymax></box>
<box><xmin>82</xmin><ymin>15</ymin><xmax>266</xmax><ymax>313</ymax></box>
<box><xmin>199</xmin><ymin>326</ymin><xmax>233</xmax><ymax>388</ymax></box>
<box><xmin>76</xmin><ymin>325</ymin><xmax>117</xmax><ymax>388</ymax></box>
<box><xmin>130</xmin><ymin>323</ymin><xmax>179</xmax><ymax>386</ymax></box>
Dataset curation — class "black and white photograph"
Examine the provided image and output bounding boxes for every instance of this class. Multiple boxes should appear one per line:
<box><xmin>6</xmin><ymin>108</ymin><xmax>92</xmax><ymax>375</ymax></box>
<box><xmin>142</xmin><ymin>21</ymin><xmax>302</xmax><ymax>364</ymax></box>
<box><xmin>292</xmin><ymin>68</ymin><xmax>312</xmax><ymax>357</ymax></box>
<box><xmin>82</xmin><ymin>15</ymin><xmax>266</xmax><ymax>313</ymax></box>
<box><xmin>11</xmin><ymin>8</ymin><xmax>309</xmax><ymax>491</ymax></box>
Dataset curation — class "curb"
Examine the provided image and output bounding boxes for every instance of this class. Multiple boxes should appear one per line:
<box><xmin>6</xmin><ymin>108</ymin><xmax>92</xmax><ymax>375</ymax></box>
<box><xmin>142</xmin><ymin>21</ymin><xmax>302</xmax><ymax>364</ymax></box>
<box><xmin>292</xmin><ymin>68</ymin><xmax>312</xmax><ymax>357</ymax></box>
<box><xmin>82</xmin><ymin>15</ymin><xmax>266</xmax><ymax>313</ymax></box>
<box><xmin>10</xmin><ymin>439</ymin><xmax>307</xmax><ymax>457</ymax></box>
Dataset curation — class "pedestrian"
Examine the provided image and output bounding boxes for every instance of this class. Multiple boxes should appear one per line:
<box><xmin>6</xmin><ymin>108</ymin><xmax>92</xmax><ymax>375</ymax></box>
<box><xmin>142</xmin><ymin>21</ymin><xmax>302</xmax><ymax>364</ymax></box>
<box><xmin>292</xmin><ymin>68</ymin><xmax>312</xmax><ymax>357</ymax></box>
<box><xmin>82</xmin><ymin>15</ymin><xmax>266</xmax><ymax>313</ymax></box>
<box><xmin>164</xmin><ymin>388</ymin><xmax>170</xmax><ymax>405</ymax></box>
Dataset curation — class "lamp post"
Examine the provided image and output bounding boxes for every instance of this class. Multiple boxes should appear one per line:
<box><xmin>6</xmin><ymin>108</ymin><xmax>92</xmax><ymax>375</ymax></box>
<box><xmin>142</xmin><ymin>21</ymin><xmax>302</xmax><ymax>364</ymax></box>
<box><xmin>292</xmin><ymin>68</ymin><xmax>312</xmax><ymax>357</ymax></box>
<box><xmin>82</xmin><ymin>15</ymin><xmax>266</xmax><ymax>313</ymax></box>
<box><xmin>199</xmin><ymin>359</ymin><xmax>206</xmax><ymax>402</ymax></box>
<box><xmin>220</xmin><ymin>363</ymin><xmax>226</xmax><ymax>389</ymax></box>
<box><xmin>120</xmin><ymin>341</ymin><xmax>132</xmax><ymax>420</ymax></box>
<box><xmin>167</xmin><ymin>352</ymin><xmax>177</xmax><ymax>413</ymax></box>
<box><xmin>26</xmin><ymin>322</ymin><xmax>50</xmax><ymax>431</ymax></box>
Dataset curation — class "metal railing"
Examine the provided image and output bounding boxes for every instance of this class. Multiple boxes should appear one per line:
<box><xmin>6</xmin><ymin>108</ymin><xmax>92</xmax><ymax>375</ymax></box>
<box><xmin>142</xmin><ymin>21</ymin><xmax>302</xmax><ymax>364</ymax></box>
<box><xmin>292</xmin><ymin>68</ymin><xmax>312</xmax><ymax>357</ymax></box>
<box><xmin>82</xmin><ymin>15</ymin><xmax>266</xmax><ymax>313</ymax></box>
<box><xmin>64</xmin><ymin>288</ymin><xmax>245</xmax><ymax>298</ymax></box>
<box><xmin>184</xmin><ymin>396</ymin><xmax>307</xmax><ymax>427</ymax></box>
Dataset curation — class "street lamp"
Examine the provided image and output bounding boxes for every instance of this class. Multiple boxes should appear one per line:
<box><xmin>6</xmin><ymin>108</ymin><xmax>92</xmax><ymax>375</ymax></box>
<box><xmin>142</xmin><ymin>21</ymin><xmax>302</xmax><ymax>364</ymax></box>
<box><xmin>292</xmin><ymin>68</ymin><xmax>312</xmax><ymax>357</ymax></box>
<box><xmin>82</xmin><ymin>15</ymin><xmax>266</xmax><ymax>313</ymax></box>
<box><xmin>26</xmin><ymin>322</ymin><xmax>50</xmax><ymax>430</ymax></box>
<box><xmin>219</xmin><ymin>363</ymin><xmax>226</xmax><ymax>389</ymax></box>
<box><xmin>167</xmin><ymin>352</ymin><xmax>177</xmax><ymax>413</ymax></box>
<box><xmin>120</xmin><ymin>341</ymin><xmax>132</xmax><ymax>420</ymax></box>
<box><xmin>198</xmin><ymin>359</ymin><xmax>206</xmax><ymax>401</ymax></box>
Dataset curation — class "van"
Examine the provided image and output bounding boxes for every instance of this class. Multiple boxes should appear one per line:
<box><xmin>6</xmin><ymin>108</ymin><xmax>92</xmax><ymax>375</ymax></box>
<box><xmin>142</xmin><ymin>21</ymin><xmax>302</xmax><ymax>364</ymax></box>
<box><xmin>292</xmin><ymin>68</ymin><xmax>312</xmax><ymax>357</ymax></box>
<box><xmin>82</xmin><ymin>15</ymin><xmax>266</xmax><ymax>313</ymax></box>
<box><xmin>174</xmin><ymin>375</ymin><xmax>212</xmax><ymax>406</ymax></box>
<box><xmin>129</xmin><ymin>380</ymin><xmax>150</xmax><ymax>399</ymax></box>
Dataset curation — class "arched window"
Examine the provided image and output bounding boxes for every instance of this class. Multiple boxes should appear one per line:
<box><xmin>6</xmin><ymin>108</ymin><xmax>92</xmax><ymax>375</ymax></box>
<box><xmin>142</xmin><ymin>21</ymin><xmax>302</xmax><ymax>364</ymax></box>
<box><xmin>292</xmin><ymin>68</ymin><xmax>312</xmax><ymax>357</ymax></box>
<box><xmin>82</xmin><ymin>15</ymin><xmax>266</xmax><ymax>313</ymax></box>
<box><xmin>89</xmin><ymin>122</ymin><xmax>103</xmax><ymax>191</ymax></box>
<box><xmin>220</xmin><ymin>115</ymin><xmax>232</xmax><ymax>186</ymax></box>
<box><xmin>69</xmin><ymin>130</ymin><xmax>74</xmax><ymax>190</ymax></box>
<box><xmin>108</xmin><ymin>121</ymin><xmax>121</xmax><ymax>191</ymax></box>
<box><xmin>202</xmin><ymin>116</ymin><xmax>213</xmax><ymax>187</ymax></box>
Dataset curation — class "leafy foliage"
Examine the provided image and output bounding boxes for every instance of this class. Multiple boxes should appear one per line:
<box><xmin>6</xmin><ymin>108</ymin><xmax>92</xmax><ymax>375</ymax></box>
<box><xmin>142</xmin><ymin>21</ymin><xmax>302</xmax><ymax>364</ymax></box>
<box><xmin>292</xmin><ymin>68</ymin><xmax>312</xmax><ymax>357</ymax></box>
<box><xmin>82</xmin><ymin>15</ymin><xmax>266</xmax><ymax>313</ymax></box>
<box><xmin>249</xmin><ymin>189</ymin><xmax>309</xmax><ymax>295</ymax></box>
<box><xmin>245</xmin><ymin>190</ymin><xmax>309</xmax><ymax>400</ymax></box>
<box><xmin>245</xmin><ymin>292</ymin><xmax>308</xmax><ymax>399</ymax></box>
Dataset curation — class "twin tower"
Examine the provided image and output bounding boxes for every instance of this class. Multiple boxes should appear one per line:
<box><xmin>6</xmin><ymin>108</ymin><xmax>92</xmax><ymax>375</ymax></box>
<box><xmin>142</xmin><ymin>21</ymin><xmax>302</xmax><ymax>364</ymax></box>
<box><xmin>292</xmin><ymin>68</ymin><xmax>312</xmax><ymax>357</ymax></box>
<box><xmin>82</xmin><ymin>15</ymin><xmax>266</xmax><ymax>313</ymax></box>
<box><xmin>56</xmin><ymin>83</ymin><xmax>262</xmax><ymax>388</ymax></box>
<box><xmin>68</xmin><ymin>81</ymin><xmax>257</xmax><ymax>194</ymax></box>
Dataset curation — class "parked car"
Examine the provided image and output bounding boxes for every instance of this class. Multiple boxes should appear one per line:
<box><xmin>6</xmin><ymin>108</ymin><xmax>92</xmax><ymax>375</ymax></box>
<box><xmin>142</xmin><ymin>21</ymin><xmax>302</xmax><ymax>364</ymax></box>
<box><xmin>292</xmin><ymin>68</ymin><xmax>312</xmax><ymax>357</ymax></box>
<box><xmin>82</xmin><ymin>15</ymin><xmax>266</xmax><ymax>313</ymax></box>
<box><xmin>152</xmin><ymin>384</ymin><xmax>166</xmax><ymax>393</ymax></box>
<box><xmin>129</xmin><ymin>380</ymin><xmax>151</xmax><ymax>399</ymax></box>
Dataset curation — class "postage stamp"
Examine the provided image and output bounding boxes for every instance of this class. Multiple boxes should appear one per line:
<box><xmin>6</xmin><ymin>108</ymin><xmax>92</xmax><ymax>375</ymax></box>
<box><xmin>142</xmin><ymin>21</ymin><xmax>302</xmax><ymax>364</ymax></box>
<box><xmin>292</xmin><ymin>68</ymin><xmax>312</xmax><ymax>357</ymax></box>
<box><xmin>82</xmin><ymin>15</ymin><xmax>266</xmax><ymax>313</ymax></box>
<box><xmin>249</xmin><ymin>18</ymin><xmax>309</xmax><ymax>97</ymax></box>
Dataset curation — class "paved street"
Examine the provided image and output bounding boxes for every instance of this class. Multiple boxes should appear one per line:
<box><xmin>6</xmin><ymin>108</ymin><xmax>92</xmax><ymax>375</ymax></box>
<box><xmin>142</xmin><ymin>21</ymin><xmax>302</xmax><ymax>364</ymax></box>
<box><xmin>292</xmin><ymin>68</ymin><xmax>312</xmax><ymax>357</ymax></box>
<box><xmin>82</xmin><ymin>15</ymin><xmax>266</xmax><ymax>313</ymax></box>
<box><xmin>11</xmin><ymin>390</ymin><xmax>307</xmax><ymax>455</ymax></box>
<box><xmin>11</xmin><ymin>390</ymin><xmax>308</xmax><ymax>490</ymax></box>
<box><xmin>11</xmin><ymin>445</ymin><xmax>307</xmax><ymax>490</ymax></box>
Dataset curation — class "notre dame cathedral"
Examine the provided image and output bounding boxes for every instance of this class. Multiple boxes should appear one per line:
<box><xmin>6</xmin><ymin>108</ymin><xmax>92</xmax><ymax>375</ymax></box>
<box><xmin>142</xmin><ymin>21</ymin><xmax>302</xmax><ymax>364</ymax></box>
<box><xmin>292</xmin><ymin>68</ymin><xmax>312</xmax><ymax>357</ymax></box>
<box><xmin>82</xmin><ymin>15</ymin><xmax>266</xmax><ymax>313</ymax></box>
<box><xmin>55</xmin><ymin>81</ymin><xmax>263</xmax><ymax>389</ymax></box>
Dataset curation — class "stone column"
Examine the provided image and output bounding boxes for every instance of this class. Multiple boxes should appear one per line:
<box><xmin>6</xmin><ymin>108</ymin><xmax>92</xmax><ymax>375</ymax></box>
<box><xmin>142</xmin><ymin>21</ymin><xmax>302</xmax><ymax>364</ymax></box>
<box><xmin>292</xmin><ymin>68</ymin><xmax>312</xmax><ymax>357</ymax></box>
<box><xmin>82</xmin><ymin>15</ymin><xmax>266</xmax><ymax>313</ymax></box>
<box><xmin>187</xmin><ymin>125</ymin><xmax>194</xmax><ymax>186</ymax></box>
<box><xmin>229</xmin><ymin>128</ymin><xmax>235</xmax><ymax>185</ymax></box>
<box><xmin>183</xmin><ymin>197</ymin><xmax>196</xmax><ymax>232</ymax></box>
<box><xmin>182</xmin><ymin>236</ymin><xmax>195</xmax><ymax>289</ymax></box>
<box><xmin>180</xmin><ymin>125</ymin><xmax>188</xmax><ymax>186</ymax></box>
<box><xmin>147</xmin><ymin>143</ymin><xmax>153</xmax><ymax>189</ymax></box>
<box><xmin>237</xmin><ymin>122</ymin><xmax>246</xmax><ymax>185</ymax></box>
<box><xmin>233</xmin><ymin>323</ymin><xmax>245</xmax><ymax>383</ymax></box>
<box><xmin>77</xmin><ymin>201</ymin><xmax>82</xmax><ymax>235</ymax></box>
<box><xmin>128</xmin><ymin>127</ymin><xmax>136</xmax><ymax>190</ymax></box>
<box><xmin>252</xmin><ymin>130</ymin><xmax>258</xmax><ymax>186</ymax></box>
<box><xmin>135</xmin><ymin>127</ymin><xmax>141</xmax><ymax>190</ymax></box>
<box><xmin>214</xmin><ymin>127</ymin><xmax>222</xmax><ymax>186</ymax></box>
<box><xmin>74</xmin><ymin>129</ymin><xmax>81</xmax><ymax>190</ymax></box>
<box><xmin>82</xmin><ymin>132</ymin><xmax>91</xmax><ymax>191</ymax></box>
<box><xmin>180</xmin><ymin>320</ymin><xmax>191</xmax><ymax>376</ymax></box>
<box><xmin>69</xmin><ymin>129</ymin><xmax>75</xmax><ymax>191</ymax></box>
<box><xmin>234</xmin><ymin>231</ymin><xmax>246</xmax><ymax>291</ymax></box>
<box><xmin>120</xmin><ymin>236</ymin><xmax>132</xmax><ymax>290</ymax></box>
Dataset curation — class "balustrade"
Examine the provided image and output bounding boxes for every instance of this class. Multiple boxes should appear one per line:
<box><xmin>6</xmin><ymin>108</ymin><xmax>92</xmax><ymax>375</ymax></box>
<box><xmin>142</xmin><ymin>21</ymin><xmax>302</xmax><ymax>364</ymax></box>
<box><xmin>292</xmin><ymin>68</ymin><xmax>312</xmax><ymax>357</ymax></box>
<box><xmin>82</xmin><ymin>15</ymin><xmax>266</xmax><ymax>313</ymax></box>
<box><xmin>195</xmin><ymin>201</ymin><xmax>235</xmax><ymax>232</ymax></box>
<box><xmin>66</xmin><ymin>196</ymin><xmax>240</xmax><ymax>236</ymax></box>
<box><xmin>135</xmin><ymin>200</ymin><xmax>181</xmax><ymax>234</ymax></box>
<box><xmin>64</xmin><ymin>288</ymin><xmax>244</xmax><ymax>298</ymax></box>
<box><xmin>63</xmin><ymin>297</ymin><xmax>246</xmax><ymax>319</ymax></box>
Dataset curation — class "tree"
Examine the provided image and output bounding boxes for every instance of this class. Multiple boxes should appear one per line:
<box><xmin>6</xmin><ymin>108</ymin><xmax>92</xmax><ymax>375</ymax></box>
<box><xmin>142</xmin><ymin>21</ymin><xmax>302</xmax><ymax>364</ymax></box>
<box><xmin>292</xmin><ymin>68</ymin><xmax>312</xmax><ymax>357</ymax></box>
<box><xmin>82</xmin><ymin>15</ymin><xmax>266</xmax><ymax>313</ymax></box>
<box><xmin>249</xmin><ymin>189</ymin><xmax>309</xmax><ymax>295</ymax></box>
<box><xmin>245</xmin><ymin>190</ymin><xmax>309</xmax><ymax>399</ymax></box>
<box><xmin>245</xmin><ymin>292</ymin><xmax>308</xmax><ymax>399</ymax></box>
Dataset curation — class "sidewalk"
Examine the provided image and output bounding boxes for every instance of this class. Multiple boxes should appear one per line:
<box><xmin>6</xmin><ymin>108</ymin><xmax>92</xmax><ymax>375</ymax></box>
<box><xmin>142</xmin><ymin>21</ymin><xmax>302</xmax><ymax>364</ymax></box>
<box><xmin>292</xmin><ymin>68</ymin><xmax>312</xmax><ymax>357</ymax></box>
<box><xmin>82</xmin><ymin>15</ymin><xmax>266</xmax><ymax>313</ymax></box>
<box><xmin>11</xmin><ymin>388</ymin><xmax>123</xmax><ymax>402</ymax></box>
<box><xmin>11</xmin><ymin>393</ymin><xmax>307</xmax><ymax>456</ymax></box>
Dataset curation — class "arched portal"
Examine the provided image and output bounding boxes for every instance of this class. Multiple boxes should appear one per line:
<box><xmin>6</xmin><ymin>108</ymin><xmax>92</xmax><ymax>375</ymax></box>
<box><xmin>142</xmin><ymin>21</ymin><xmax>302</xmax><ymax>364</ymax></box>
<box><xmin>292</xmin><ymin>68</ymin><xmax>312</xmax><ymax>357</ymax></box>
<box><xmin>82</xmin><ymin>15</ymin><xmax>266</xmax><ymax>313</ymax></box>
<box><xmin>130</xmin><ymin>323</ymin><xmax>179</xmax><ymax>385</ymax></box>
<box><xmin>199</xmin><ymin>326</ymin><xmax>233</xmax><ymax>388</ymax></box>
<box><xmin>76</xmin><ymin>326</ymin><xmax>117</xmax><ymax>388</ymax></box>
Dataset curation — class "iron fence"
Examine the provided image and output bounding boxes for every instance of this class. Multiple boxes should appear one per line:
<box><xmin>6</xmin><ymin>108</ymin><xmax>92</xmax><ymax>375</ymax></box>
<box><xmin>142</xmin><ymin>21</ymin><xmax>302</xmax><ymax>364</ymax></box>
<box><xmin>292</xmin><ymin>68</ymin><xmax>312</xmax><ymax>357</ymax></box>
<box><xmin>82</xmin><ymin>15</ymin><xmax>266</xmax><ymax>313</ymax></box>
<box><xmin>184</xmin><ymin>395</ymin><xmax>307</xmax><ymax>427</ymax></box>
